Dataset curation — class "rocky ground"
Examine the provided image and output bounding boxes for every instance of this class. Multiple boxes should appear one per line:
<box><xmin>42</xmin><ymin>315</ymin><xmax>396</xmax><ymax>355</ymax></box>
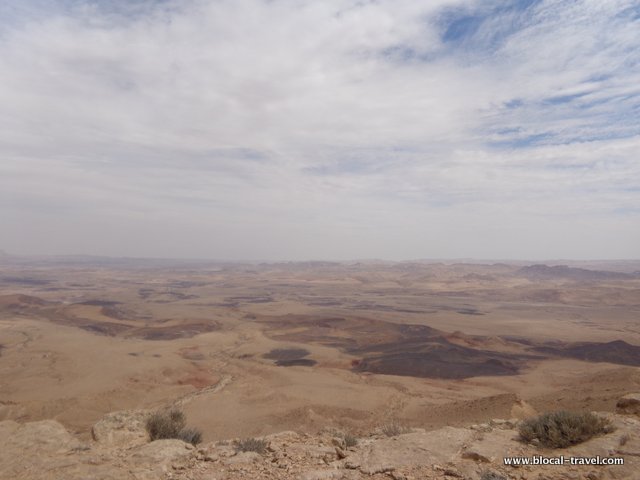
<box><xmin>2</xmin><ymin>395</ymin><xmax>640</xmax><ymax>480</ymax></box>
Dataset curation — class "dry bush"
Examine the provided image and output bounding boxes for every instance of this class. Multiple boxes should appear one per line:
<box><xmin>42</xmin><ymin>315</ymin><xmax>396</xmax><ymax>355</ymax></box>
<box><xmin>178</xmin><ymin>427</ymin><xmax>203</xmax><ymax>446</ymax></box>
<box><xmin>145</xmin><ymin>409</ymin><xmax>202</xmax><ymax>445</ymax></box>
<box><xmin>236</xmin><ymin>437</ymin><xmax>268</xmax><ymax>454</ymax></box>
<box><xmin>480</xmin><ymin>471</ymin><xmax>507</xmax><ymax>480</ymax></box>
<box><xmin>518</xmin><ymin>411</ymin><xmax>613</xmax><ymax>448</ymax></box>
<box><xmin>619</xmin><ymin>433</ymin><xmax>631</xmax><ymax>446</ymax></box>
<box><xmin>381</xmin><ymin>422</ymin><xmax>411</xmax><ymax>437</ymax></box>
<box><xmin>342</xmin><ymin>432</ymin><xmax>358</xmax><ymax>447</ymax></box>
<box><xmin>146</xmin><ymin>409</ymin><xmax>185</xmax><ymax>440</ymax></box>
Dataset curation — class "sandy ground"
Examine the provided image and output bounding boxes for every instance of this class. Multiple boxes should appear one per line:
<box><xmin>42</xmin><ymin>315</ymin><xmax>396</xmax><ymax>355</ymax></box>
<box><xmin>1</xmin><ymin>259</ymin><xmax>639</xmax><ymax>441</ymax></box>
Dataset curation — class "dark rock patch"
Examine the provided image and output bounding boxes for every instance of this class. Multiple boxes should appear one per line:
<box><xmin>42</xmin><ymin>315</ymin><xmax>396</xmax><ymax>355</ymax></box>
<box><xmin>351</xmin><ymin>339</ymin><xmax>526</xmax><ymax>379</ymax></box>
<box><xmin>263</xmin><ymin>348</ymin><xmax>311</xmax><ymax>361</ymax></box>
<box><xmin>456</xmin><ymin>308</ymin><xmax>484</xmax><ymax>315</ymax></box>
<box><xmin>536</xmin><ymin>340</ymin><xmax>640</xmax><ymax>366</ymax></box>
<box><xmin>1</xmin><ymin>276</ymin><xmax>50</xmax><ymax>285</ymax></box>
<box><xmin>275</xmin><ymin>358</ymin><xmax>317</xmax><ymax>367</ymax></box>
<box><xmin>263</xmin><ymin>348</ymin><xmax>315</xmax><ymax>367</ymax></box>
<box><xmin>77</xmin><ymin>300</ymin><xmax>122</xmax><ymax>307</ymax></box>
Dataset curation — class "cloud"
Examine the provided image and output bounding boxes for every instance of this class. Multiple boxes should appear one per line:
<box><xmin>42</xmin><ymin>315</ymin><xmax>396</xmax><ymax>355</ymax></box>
<box><xmin>0</xmin><ymin>0</ymin><xmax>638</xmax><ymax>259</ymax></box>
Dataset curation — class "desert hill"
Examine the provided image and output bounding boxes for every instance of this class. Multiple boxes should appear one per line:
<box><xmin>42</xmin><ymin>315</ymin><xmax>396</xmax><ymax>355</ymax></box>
<box><xmin>517</xmin><ymin>265</ymin><xmax>634</xmax><ymax>281</ymax></box>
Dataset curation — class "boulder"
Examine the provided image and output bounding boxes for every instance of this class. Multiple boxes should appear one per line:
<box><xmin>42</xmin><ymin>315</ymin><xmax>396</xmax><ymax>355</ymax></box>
<box><xmin>461</xmin><ymin>429</ymin><xmax>521</xmax><ymax>464</ymax></box>
<box><xmin>91</xmin><ymin>409</ymin><xmax>150</xmax><ymax>447</ymax></box>
<box><xmin>344</xmin><ymin>427</ymin><xmax>474</xmax><ymax>475</ymax></box>
<box><xmin>130</xmin><ymin>439</ymin><xmax>194</xmax><ymax>463</ymax></box>
<box><xmin>1</xmin><ymin>419</ymin><xmax>81</xmax><ymax>453</ymax></box>
<box><xmin>0</xmin><ymin>419</ymin><xmax>92</xmax><ymax>480</ymax></box>
<box><xmin>616</xmin><ymin>394</ymin><xmax>640</xmax><ymax>415</ymax></box>
<box><xmin>298</xmin><ymin>469</ymin><xmax>347</xmax><ymax>480</ymax></box>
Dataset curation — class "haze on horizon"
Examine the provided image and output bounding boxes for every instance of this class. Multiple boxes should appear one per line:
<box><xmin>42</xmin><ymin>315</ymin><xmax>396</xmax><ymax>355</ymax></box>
<box><xmin>1</xmin><ymin>0</ymin><xmax>639</xmax><ymax>261</ymax></box>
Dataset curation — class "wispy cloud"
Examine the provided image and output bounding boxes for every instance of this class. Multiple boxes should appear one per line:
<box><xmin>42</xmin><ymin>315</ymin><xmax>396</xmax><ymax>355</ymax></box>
<box><xmin>1</xmin><ymin>0</ymin><xmax>638</xmax><ymax>259</ymax></box>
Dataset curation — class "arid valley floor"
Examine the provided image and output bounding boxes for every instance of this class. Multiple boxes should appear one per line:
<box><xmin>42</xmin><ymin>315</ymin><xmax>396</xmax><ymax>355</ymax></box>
<box><xmin>1</xmin><ymin>256</ymin><xmax>640</xmax><ymax>446</ymax></box>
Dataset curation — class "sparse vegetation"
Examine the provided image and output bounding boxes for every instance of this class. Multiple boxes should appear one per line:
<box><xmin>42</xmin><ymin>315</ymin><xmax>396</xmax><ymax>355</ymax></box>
<box><xmin>480</xmin><ymin>471</ymin><xmax>507</xmax><ymax>480</ymax></box>
<box><xmin>381</xmin><ymin>422</ymin><xmax>411</xmax><ymax>437</ymax></box>
<box><xmin>146</xmin><ymin>409</ymin><xmax>185</xmax><ymax>440</ymax></box>
<box><xmin>342</xmin><ymin>432</ymin><xmax>358</xmax><ymax>447</ymax></box>
<box><xmin>178</xmin><ymin>427</ymin><xmax>203</xmax><ymax>445</ymax></box>
<box><xmin>518</xmin><ymin>411</ymin><xmax>613</xmax><ymax>448</ymax></box>
<box><xmin>236</xmin><ymin>437</ymin><xmax>269</xmax><ymax>454</ymax></box>
<box><xmin>619</xmin><ymin>433</ymin><xmax>630</xmax><ymax>446</ymax></box>
<box><xmin>145</xmin><ymin>409</ymin><xmax>202</xmax><ymax>445</ymax></box>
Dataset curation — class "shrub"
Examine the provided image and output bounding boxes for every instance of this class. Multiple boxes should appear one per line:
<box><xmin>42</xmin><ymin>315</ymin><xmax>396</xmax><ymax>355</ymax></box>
<box><xmin>480</xmin><ymin>471</ymin><xmax>507</xmax><ymax>480</ymax></box>
<box><xmin>343</xmin><ymin>433</ymin><xmax>358</xmax><ymax>448</ymax></box>
<box><xmin>619</xmin><ymin>433</ymin><xmax>630</xmax><ymax>446</ymax></box>
<box><xmin>145</xmin><ymin>409</ymin><xmax>202</xmax><ymax>445</ymax></box>
<box><xmin>146</xmin><ymin>409</ymin><xmax>185</xmax><ymax>440</ymax></box>
<box><xmin>178</xmin><ymin>427</ymin><xmax>203</xmax><ymax>445</ymax></box>
<box><xmin>381</xmin><ymin>422</ymin><xmax>411</xmax><ymax>437</ymax></box>
<box><xmin>518</xmin><ymin>411</ymin><xmax>613</xmax><ymax>448</ymax></box>
<box><xmin>236</xmin><ymin>437</ymin><xmax>268</xmax><ymax>454</ymax></box>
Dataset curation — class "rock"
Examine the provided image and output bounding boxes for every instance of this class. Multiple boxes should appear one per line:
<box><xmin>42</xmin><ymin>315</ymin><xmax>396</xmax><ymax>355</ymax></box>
<box><xmin>92</xmin><ymin>409</ymin><xmax>150</xmax><ymax>447</ymax></box>
<box><xmin>389</xmin><ymin>471</ymin><xmax>408</xmax><ymax>480</ymax></box>
<box><xmin>2</xmin><ymin>409</ymin><xmax>640</xmax><ymax>479</ymax></box>
<box><xmin>461</xmin><ymin>450</ymin><xmax>491</xmax><ymax>463</ymax></box>
<box><xmin>617</xmin><ymin>394</ymin><xmax>640</xmax><ymax>415</ymax></box>
<box><xmin>224</xmin><ymin>451</ymin><xmax>262</xmax><ymax>465</ymax></box>
<box><xmin>489</xmin><ymin>418</ymin><xmax>514</xmax><ymax>429</ymax></box>
<box><xmin>346</xmin><ymin>428</ymin><xmax>474</xmax><ymax>475</ymax></box>
<box><xmin>286</xmin><ymin>443</ymin><xmax>337</xmax><ymax>460</ymax></box>
<box><xmin>433</xmin><ymin>464</ymin><xmax>463</xmax><ymax>477</ymax></box>
<box><xmin>331</xmin><ymin>437</ymin><xmax>346</xmax><ymax>449</ymax></box>
<box><xmin>1</xmin><ymin>419</ymin><xmax>81</xmax><ymax>453</ymax></box>
<box><xmin>0</xmin><ymin>419</ymin><xmax>120</xmax><ymax>480</ymax></box>
<box><xmin>298</xmin><ymin>469</ymin><xmax>345</xmax><ymax>480</ymax></box>
<box><xmin>461</xmin><ymin>429</ymin><xmax>518</xmax><ymax>465</ymax></box>
<box><xmin>510</xmin><ymin>399</ymin><xmax>537</xmax><ymax>419</ymax></box>
<box><xmin>362</xmin><ymin>464</ymin><xmax>395</xmax><ymax>474</ymax></box>
<box><xmin>344</xmin><ymin>459</ymin><xmax>360</xmax><ymax>469</ymax></box>
<box><xmin>130</xmin><ymin>439</ymin><xmax>194</xmax><ymax>463</ymax></box>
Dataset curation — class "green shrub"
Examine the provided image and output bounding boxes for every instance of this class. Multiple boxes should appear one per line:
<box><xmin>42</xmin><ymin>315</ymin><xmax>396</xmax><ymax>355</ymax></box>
<box><xmin>236</xmin><ymin>437</ymin><xmax>268</xmax><ymax>454</ymax></box>
<box><xmin>518</xmin><ymin>411</ymin><xmax>613</xmax><ymax>448</ymax></box>
<box><xmin>145</xmin><ymin>409</ymin><xmax>202</xmax><ymax>445</ymax></box>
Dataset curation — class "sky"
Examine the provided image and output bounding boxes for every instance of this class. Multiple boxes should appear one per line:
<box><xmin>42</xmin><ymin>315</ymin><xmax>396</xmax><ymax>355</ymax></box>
<box><xmin>1</xmin><ymin>0</ymin><xmax>639</xmax><ymax>261</ymax></box>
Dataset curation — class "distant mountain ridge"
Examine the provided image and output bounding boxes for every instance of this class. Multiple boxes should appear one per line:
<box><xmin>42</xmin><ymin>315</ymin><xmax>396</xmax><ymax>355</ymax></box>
<box><xmin>517</xmin><ymin>264</ymin><xmax>634</xmax><ymax>281</ymax></box>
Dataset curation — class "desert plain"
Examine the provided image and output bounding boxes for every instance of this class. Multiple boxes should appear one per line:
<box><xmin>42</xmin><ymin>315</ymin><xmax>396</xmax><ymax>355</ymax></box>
<box><xmin>1</xmin><ymin>256</ymin><xmax>640</xmax><ymax>443</ymax></box>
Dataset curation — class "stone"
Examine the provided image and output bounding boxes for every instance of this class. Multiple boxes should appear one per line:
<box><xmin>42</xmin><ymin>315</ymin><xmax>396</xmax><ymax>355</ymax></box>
<box><xmin>224</xmin><ymin>451</ymin><xmax>262</xmax><ymax>465</ymax></box>
<box><xmin>298</xmin><ymin>469</ymin><xmax>345</xmax><ymax>480</ymax></box>
<box><xmin>617</xmin><ymin>394</ymin><xmax>640</xmax><ymax>415</ymax></box>
<box><xmin>461</xmin><ymin>450</ymin><xmax>491</xmax><ymax>463</ymax></box>
<box><xmin>92</xmin><ymin>409</ymin><xmax>150</xmax><ymax>447</ymax></box>
<box><xmin>130</xmin><ymin>439</ymin><xmax>194</xmax><ymax>463</ymax></box>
